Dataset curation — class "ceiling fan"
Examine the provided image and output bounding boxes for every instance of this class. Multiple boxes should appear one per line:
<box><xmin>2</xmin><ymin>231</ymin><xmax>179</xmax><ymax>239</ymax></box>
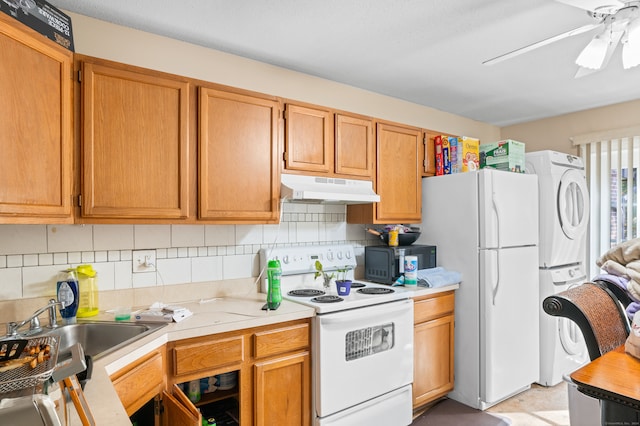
<box><xmin>483</xmin><ymin>0</ymin><xmax>640</xmax><ymax>77</ymax></box>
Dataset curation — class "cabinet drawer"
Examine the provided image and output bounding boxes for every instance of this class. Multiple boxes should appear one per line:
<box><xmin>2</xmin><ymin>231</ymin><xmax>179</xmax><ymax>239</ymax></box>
<box><xmin>414</xmin><ymin>292</ymin><xmax>455</xmax><ymax>324</ymax></box>
<box><xmin>172</xmin><ymin>335</ymin><xmax>244</xmax><ymax>376</ymax></box>
<box><xmin>254</xmin><ymin>323</ymin><xmax>309</xmax><ymax>359</ymax></box>
<box><xmin>111</xmin><ymin>350</ymin><xmax>164</xmax><ymax>416</ymax></box>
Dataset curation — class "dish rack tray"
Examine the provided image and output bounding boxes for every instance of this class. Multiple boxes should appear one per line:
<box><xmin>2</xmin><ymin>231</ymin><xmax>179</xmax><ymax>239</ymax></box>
<box><xmin>0</xmin><ymin>335</ymin><xmax>59</xmax><ymax>394</ymax></box>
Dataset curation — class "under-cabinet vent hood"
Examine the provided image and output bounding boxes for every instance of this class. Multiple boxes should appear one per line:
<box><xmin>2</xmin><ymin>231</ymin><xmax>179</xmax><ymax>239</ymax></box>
<box><xmin>281</xmin><ymin>174</ymin><xmax>380</xmax><ymax>204</ymax></box>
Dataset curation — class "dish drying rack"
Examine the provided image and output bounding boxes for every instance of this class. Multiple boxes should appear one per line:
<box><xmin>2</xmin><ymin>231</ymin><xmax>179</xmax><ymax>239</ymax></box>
<box><xmin>0</xmin><ymin>335</ymin><xmax>59</xmax><ymax>394</ymax></box>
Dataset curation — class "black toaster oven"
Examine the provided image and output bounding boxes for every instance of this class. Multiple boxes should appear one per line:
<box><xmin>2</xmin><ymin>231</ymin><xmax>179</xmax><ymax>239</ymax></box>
<box><xmin>364</xmin><ymin>245</ymin><xmax>437</xmax><ymax>285</ymax></box>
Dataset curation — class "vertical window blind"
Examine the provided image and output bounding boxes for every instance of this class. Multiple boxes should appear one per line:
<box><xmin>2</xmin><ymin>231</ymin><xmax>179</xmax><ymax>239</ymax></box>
<box><xmin>574</xmin><ymin>126</ymin><xmax>640</xmax><ymax>278</ymax></box>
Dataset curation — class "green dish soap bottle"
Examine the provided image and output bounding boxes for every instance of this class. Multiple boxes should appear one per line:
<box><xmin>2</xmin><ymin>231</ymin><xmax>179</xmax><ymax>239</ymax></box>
<box><xmin>76</xmin><ymin>264</ymin><xmax>99</xmax><ymax>317</ymax></box>
<box><xmin>266</xmin><ymin>259</ymin><xmax>282</xmax><ymax>310</ymax></box>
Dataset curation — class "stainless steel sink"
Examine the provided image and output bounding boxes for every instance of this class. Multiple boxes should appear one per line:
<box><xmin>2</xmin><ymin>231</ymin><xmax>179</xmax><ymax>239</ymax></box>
<box><xmin>47</xmin><ymin>321</ymin><xmax>167</xmax><ymax>360</ymax></box>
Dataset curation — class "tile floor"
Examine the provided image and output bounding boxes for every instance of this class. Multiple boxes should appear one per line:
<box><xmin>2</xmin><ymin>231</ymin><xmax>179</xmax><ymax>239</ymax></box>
<box><xmin>486</xmin><ymin>382</ymin><xmax>570</xmax><ymax>426</ymax></box>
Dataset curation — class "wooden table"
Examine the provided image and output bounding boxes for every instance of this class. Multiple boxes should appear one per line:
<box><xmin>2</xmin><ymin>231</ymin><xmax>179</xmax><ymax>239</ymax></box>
<box><xmin>570</xmin><ymin>345</ymin><xmax>640</xmax><ymax>423</ymax></box>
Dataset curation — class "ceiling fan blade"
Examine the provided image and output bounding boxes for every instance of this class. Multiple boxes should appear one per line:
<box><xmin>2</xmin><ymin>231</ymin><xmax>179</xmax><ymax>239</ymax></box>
<box><xmin>483</xmin><ymin>23</ymin><xmax>602</xmax><ymax>65</ymax></box>
<box><xmin>574</xmin><ymin>29</ymin><xmax>624</xmax><ymax>77</ymax></box>
<box><xmin>555</xmin><ymin>0</ymin><xmax>625</xmax><ymax>14</ymax></box>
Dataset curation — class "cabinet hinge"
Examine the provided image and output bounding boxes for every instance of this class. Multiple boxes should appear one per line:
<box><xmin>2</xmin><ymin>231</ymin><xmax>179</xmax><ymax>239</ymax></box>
<box><xmin>77</xmin><ymin>194</ymin><xmax>82</xmax><ymax>207</ymax></box>
<box><xmin>423</xmin><ymin>135</ymin><xmax>427</xmax><ymax>145</ymax></box>
<box><xmin>283</xmin><ymin>109</ymin><xmax>288</xmax><ymax>120</ymax></box>
<box><xmin>155</xmin><ymin>397</ymin><xmax>164</xmax><ymax>416</ymax></box>
<box><xmin>283</xmin><ymin>152</ymin><xmax>287</xmax><ymax>162</ymax></box>
<box><xmin>77</xmin><ymin>70</ymin><xmax>82</xmax><ymax>83</ymax></box>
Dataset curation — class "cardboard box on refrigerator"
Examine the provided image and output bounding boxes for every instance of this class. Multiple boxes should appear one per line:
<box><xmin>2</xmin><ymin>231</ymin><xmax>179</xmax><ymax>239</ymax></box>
<box><xmin>480</xmin><ymin>139</ymin><xmax>525</xmax><ymax>173</ymax></box>
<box><xmin>442</xmin><ymin>136</ymin><xmax>451</xmax><ymax>174</ymax></box>
<box><xmin>459</xmin><ymin>136</ymin><xmax>480</xmax><ymax>172</ymax></box>
<box><xmin>434</xmin><ymin>135</ymin><xmax>444</xmax><ymax>176</ymax></box>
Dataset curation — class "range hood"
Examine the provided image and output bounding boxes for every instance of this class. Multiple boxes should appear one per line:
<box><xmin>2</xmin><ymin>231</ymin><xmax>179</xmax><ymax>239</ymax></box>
<box><xmin>281</xmin><ymin>174</ymin><xmax>380</xmax><ymax>204</ymax></box>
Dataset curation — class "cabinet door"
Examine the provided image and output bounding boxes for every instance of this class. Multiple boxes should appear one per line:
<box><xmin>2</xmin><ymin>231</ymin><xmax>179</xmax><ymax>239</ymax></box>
<box><xmin>199</xmin><ymin>87</ymin><xmax>280</xmax><ymax>223</ymax></box>
<box><xmin>162</xmin><ymin>386</ymin><xmax>201</xmax><ymax>426</ymax></box>
<box><xmin>413</xmin><ymin>314</ymin><xmax>454</xmax><ymax>408</ymax></box>
<box><xmin>111</xmin><ymin>350</ymin><xmax>164</xmax><ymax>416</ymax></box>
<box><xmin>284</xmin><ymin>103</ymin><xmax>333</xmax><ymax>174</ymax></box>
<box><xmin>376</xmin><ymin>122</ymin><xmax>422</xmax><ymax>223</ymax></box>
<box><xmin>0</xmin><ymin>14</ymin><xmax>73</xmax><ymax>222</ymax></box>
<box><xmin>81</xmin><ymin>60</ymin><xmax>190</xmax><ymax>219</ymax></box>
<box><xmin>335</xmin><ymin>114</ymin><xmax>373</xmax><ymax>178</ymax></box>
<box><xmin>254</xmin><ymin>352</ymin><xmax>310</xmax><ymax>426</ymax></box>
<box><xmin>422</xmin><ymin>131</ymin><xmax>437</xmax><ymax>176</ymax></box>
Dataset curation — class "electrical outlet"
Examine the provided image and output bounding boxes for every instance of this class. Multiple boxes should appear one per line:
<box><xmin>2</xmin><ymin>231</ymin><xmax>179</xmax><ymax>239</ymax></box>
<box><xmin>133</xmin><ymin>249</ymin><xmax>156</xmax><ymax>273</ymax></box>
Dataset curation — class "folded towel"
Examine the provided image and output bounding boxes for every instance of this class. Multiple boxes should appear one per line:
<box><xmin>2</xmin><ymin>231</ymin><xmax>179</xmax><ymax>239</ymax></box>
<box><xmin>417</xmin><ymin>267</ymin><xmax>461</xmax><ymax>288</ymax></box>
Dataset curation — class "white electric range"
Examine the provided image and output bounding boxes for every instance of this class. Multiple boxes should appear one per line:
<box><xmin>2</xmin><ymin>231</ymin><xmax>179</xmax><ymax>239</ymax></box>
<box><xmin>259</xmin><ymin>244</ymin><xmax>413</xmax><ymax>426</ymax></box>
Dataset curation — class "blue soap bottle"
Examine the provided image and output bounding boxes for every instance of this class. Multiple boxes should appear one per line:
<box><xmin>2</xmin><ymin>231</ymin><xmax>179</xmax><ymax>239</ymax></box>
<box><xmin>57</xmin><ymin>269</ymin><xmax>79</xmax><ymax>324</ymax></box>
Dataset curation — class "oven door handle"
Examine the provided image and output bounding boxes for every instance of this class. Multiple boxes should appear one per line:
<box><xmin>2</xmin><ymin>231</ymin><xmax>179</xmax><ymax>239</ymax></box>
<box><xmin>317</xmin><ymin>299</ymin><xmax>412</xmax><ymax>324</ymax></box>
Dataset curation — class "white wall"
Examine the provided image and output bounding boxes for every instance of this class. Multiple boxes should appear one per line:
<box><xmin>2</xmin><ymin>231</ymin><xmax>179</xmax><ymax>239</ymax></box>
<box><xmin>501</xmin><ymin>99</ymin><xmax>640</xmax><ymax>154</ymax></box>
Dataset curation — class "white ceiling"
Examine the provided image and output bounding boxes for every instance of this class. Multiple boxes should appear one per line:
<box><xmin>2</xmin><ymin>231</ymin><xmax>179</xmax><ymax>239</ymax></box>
<box><xmin>48</xmin><ymin>0</ymin><xmax>640</xmax><ymax>127</ymax></box>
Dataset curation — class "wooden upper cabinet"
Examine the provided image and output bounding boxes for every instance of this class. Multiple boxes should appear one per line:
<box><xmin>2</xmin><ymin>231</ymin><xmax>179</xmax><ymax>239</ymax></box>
<box><xmin>348</xmin><ymin>122</ymin><xmax>422</xmax><ymax>224</ymax></box>
<box><xmin>0</xmin><ymin>14</ymin><xmax>73</xmax><ymax>223</ymax></box>
<box><xmin>284</xmin><ymin>103</ymin><xmax>333</xmax><ymax>174</ymax></box>
<box><xmin>80</xmin><ymin>58</ymin><xmax>191</xmax><ymax>220</ymax></box>
<box><xmin>376</xmin><ymin>122</ymin><xmax>422</xmax><ymax>223</ymax></box>
<box><xmin>198</xmin><ymin>87</ymin><xmax>280</xmax><ymax>223</ymax></box>
<box><xmin>422</xmin><ymin>131</ymin><xmax>437</xmax><ymax>177</ymax></box>
<box><xmin>335</xmin><ymin>113</ymin><xmax>374</xmax><ymax>178</ymax></box>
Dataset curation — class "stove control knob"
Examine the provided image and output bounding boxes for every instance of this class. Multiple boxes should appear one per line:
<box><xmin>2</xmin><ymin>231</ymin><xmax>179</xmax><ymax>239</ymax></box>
<box><xmin>282</xmin><ymin>255</ymin><xmax>290</xmax><ymax>264</ymax></box>
<box><xmin>336</xmin><ymin>252</ymin><xmax>343</xmax><ymax>260</ymax></box>
<box><xmin>326</xmin><ymin>252</ymin><xmax>334</xmax><ymax>261</ymax></box>
<box><xmin>345</xmin><ymin>251</ymin><xmax>352</xmax><ymax>259</ymax></box>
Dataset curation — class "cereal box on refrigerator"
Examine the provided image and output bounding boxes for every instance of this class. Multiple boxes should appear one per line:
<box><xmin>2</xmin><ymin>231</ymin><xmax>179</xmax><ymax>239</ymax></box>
<box><xmin>442</xmin><ymin>136</ymin><xmax>451</xmax><ymax>174</ymax></box>
<box><xmin>459</xmin><ymin>136</ymin><xmax>480</xmax><ymax>172</ymax></box>
<box><xmin>449</xmin><ymin>137</ymin><xmax>459</xmax><ymax>173</ymax></box>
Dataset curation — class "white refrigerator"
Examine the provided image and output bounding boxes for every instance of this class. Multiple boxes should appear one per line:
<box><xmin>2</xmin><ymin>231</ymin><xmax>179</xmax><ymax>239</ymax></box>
<box><xmin>417</xmin><ymin>169</ymin><xmax>540</xmax><ymax>410</ymax></box>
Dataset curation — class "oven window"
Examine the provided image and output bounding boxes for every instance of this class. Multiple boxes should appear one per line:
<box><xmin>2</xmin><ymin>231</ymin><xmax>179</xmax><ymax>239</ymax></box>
<box><xmin>345</xmin><ymin>323</ymin><xmax>395</xmax><ymax>361</ymax></box>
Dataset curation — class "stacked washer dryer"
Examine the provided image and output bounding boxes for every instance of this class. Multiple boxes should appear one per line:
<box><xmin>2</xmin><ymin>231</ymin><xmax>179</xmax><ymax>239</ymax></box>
<box><xmin>525</xmin><ymin>150</ymin><xmax>590</xmax><ymax>387</ymax></box>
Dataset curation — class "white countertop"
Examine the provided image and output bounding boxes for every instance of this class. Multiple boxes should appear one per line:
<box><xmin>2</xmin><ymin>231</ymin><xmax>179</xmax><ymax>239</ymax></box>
<box><xmin>74</xmin><ymin>285</ymin><xmax>459</xmax><ymax>425</ymax></box>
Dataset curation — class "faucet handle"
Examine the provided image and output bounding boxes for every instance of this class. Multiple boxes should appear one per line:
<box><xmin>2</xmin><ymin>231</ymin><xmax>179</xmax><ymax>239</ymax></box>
<box><xmin>6</xmin><ymin>322</ymin><xmax>18</xmax><ymax>337</ymax></box>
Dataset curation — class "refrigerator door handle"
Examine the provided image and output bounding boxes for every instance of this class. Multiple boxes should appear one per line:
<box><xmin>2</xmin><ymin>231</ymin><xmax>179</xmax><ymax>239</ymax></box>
<box><xmin>492</xmin><ymin>193</ymin><xmax>502</xmax><ymax>249</ymax></box>
<box><xmin>491</xmin><ymin>250</ymin><xmax>500</xmax><ymax>306</ymax></box>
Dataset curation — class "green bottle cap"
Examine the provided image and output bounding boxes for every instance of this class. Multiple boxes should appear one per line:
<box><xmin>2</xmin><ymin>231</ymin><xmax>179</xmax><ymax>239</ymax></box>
<box><xmin>268</xmin><ymin>260</ymin><xmax>280</xmax><ymax>268</ymax></box>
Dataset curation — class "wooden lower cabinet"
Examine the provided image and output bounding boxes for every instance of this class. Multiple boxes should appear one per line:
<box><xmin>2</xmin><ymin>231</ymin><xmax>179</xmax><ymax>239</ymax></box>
<box><xmin>163</xmin><ymin>319</ymin><xmax>311</xmax><ymax>426</ymax></box>
<box><xmin>254</xmin><ymin>352</ymin><xmax>310</xmax><ymax>426</ymax></box>
<box><xmin>111</xmin><ymin>349</ymin><xmax>165</xmax><ymax>418</ymax></box>
<box><xmin>412</xmin><ymin>291</ymin><xmax>455</xmax><ymax>410</ymax></box>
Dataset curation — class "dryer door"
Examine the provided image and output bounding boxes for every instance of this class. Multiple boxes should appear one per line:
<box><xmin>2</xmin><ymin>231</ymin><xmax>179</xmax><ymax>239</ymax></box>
<box><xmin>557</xmin><ymin>169</ymin><xmax>589</xmax><ymax>240</ymax></box>
<box><xmin>559</xmin><ymin>316</ymin><xmax>587</xmax><ymax>356</ymax></box>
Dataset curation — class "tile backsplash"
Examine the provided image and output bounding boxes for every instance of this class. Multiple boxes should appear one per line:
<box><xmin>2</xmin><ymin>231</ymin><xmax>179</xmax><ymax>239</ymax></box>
<box><xmin>0</xmin><ymin>203</ymin><xmax>373</xmax><ymax>302</ymax></box>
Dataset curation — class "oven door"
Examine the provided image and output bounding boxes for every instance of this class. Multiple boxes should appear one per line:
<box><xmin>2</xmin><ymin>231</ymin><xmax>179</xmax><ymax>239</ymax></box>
<box><xmin>314</xmin><ymin>298</ymin><xmax>413</xmax><ymax>420</ymax></box>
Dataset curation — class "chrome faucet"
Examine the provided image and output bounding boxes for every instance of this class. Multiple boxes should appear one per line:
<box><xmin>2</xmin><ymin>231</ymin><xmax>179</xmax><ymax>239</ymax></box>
<box><xmin>6</xmin><ymin>298</ymin><xmax>65</xmax><ymax>337</ymax></box>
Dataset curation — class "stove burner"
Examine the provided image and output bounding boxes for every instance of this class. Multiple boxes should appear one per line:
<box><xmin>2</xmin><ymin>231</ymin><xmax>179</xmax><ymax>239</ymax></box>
<box><xmin>288</xmin><ymin>289</ymin><xmax>325</xmax><ymax>297</ymax></box>
<box><xmin>357</xmin><ymin>287</ymin><xmax>395</xmax><ymax>295</ymax></box>
<box><xmin>350</xmin><ymin>282</ymin><xmax>366</xmax><ymax>288</ymax></box>
<box><xmin>311</xmin><ymin>295</ymin><xmax>344</xmax><ymax>303</ymax></box>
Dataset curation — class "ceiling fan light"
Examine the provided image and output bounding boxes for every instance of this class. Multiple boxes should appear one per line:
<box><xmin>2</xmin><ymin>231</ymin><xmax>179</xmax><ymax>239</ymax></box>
<box><xmin>575</xmin><ymin>35</ymin><xmax>609</xmax><ymax>69</ymax></box>
<box><xmin>622</xmin><ymin>40</ymin><xmax>640</xmax><ymax>69</ymax></box>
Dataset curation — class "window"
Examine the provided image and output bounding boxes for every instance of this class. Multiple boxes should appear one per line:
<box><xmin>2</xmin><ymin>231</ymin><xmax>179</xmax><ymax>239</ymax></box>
<box><xmin>574</xmin><ymin>127</ymin><xmax>640</xmax><ymax>277</ymax></box>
